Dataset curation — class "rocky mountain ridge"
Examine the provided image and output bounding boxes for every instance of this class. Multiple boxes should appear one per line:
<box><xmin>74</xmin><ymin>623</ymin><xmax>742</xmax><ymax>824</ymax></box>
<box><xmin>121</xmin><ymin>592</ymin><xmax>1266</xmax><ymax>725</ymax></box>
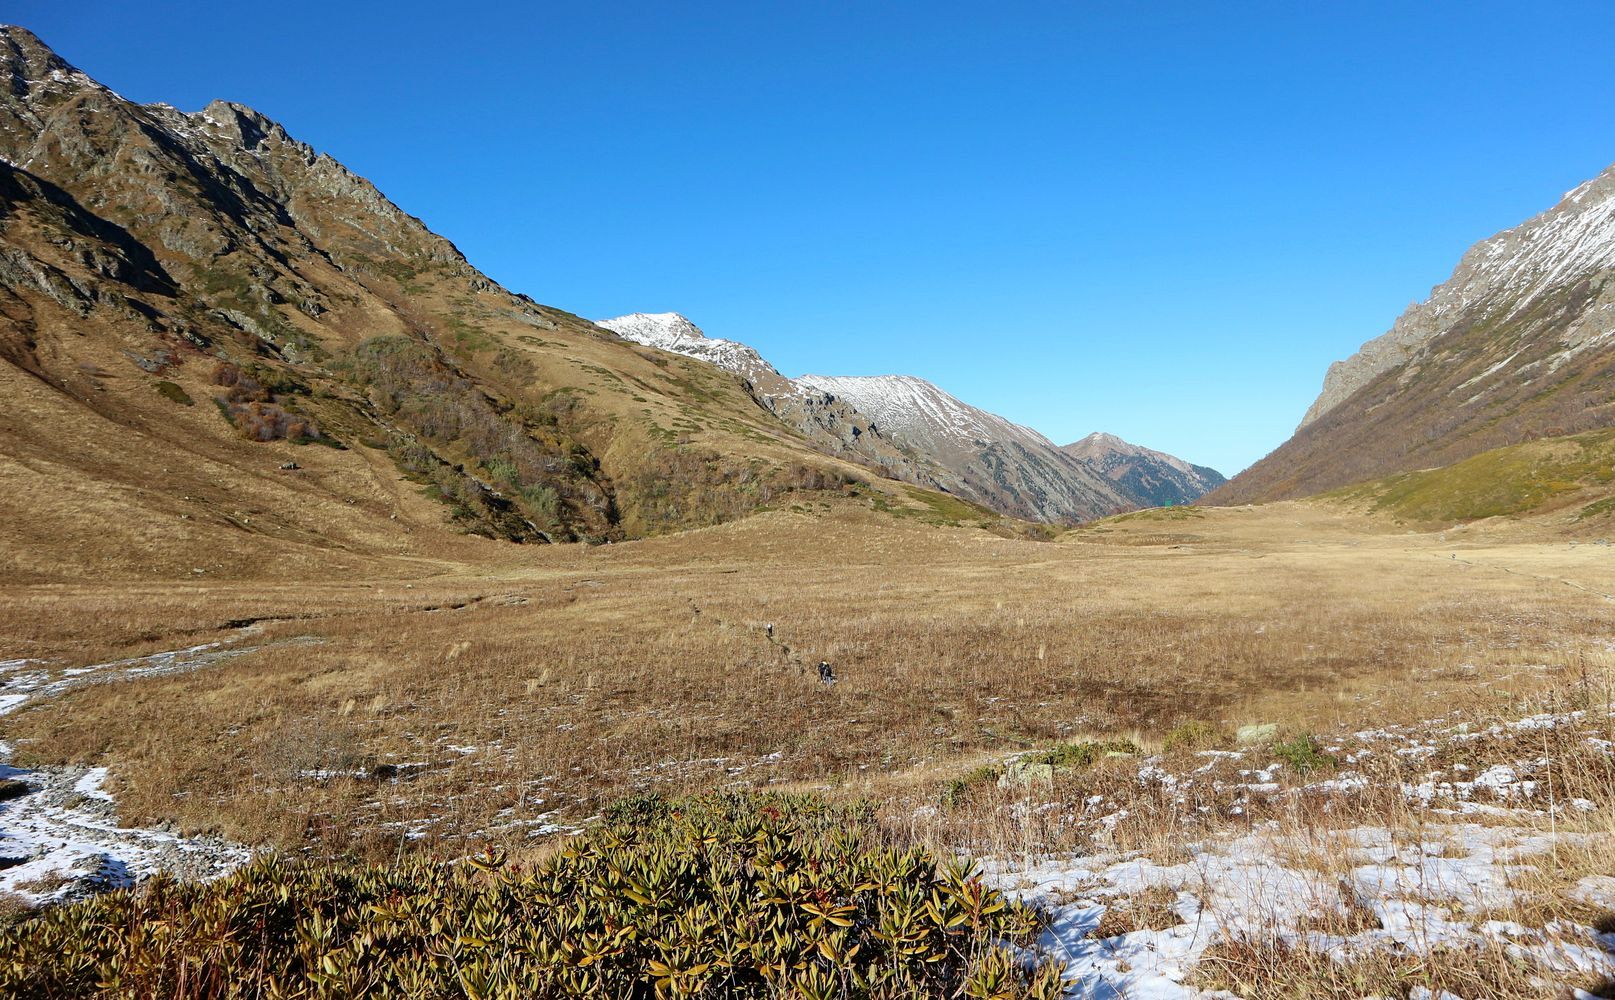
<box><xmin>1214</xmin><ymin>160</ymin><xmax>1615</xmax><ymax>504</ymax></box>
<box><xmin>1303</xmin><ymin>166</ymin><xmax>1615</xmax><ymax>429</ymax></box>
<box><xmin>0</xmin><ymin>24</ymin><xmax>922</xmax><ymax>578</ymax></box>
<box><xmin>597</xmin><ymin>312</ymin><xmax>948</xmax><ymax>492</ymax></box>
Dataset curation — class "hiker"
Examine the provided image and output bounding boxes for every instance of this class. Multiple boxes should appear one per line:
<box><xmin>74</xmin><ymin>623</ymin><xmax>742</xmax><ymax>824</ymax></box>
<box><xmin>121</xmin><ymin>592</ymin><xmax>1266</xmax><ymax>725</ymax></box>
<box><xmin>817</xmin><ymin>660</ymin><xmax>836</xmax><ymax>685</ymax></box>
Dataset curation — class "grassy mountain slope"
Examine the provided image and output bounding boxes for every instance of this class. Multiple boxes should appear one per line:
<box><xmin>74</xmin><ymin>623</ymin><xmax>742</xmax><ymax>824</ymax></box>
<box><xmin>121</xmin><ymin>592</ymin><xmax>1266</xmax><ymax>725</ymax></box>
<box><xmin>1321</xmin><ymin>425</ymin><xmax>1615</xmax><ymax>527</ymax></box>
<box><xmin>0</xmin><ymin>26</ymin><xmax>926</xmax><ymax>580</ymax></box>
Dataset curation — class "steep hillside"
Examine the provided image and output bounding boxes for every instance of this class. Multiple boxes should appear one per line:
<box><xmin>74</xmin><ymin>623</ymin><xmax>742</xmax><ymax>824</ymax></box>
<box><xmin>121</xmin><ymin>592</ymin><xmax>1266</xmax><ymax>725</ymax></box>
<box><xmin>1214</xmin><ymin>162</ymin><xmax>1615</xmax><ymax>504</ymax></box>
<box><xmin>0</xmin><ymin>26</ymin><xmax>896</xmax><ymax>580</ymax></box>
<box><xmin>1061</xmin><ymin>432</ymin><xmax>1225</xmax><ymax>507</ymax></box>
<box><xmin>794</xmin><ymin>374</ymin><xmax>1129</xmax><ymax>522</ymax></box>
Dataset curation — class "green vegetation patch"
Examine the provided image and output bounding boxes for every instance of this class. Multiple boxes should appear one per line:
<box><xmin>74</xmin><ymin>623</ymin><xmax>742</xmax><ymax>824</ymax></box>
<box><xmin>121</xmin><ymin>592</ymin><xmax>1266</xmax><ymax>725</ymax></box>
<box><xmin>874</xmin><ymin>485</ymin><xmax>996</xmax><ymax>528</ymax></box>
<box><xmin>1577</xmin><ymin>495</ymin><xmax>1615</xmax><ymax>521</ymax></box>
<box><xmin>152</xmin><ymin>380</ymin><xmax>193</xmax><ymax>406</ymax></box>
<box><xmin>1021</xmin><ymin>739</ymin><xmax>1138</xmax><ymax>770</ymax></box>
<box><xmin>1161</xmin><ymin>720</ymin><xmax>1226</xmax><ymax>753</ymax></box>
<box><xmin>1328</xmin><ymin>427</ymin><xmax>1615</xmax><ymax>523</ymax></box>
<box><xmin>0</xmin><ymin>793</ymin><xmax>1064</xmax><ymax>999</ymax></box>
<box><xmin>1109</xmin><ymin>506</ymin><xmax>1206</xmax><ymax>524</ymax></box>
<box><xmin>1270</xmin><ymin>734</ymin><xmax>1334</xmax><ymax>774</ymax></box>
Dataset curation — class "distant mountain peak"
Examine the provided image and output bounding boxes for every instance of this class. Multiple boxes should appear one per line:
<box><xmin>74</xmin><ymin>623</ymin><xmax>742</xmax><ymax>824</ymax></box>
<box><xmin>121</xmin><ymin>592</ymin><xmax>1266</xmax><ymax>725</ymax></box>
<box><xmin>1075</xmin><ymin>431</ymin><xmax>1127</xmax><ymax>448</ymax></box>
<box><xmin>601</xmin><ymin>311</ymin><xmax>1226</xmax><ymax>521</ymax></box>
<box><xmin>596</xmin><ymin>312</ymin><xmax>781</xmax><ymax>387</ymax></box>
<box><xmin>794</xmin><ymin>373</ymin><xmax>1057</xmax><ymax>451</ymax></box>
<box><xmin>1062</xmin><ymin>433</ymin><xmax>1225</xmax><ymax>508</ymax></box>
<box><xmin>598</xmin><ymin>311</ymin><xmax>706</xmax><ymax>342</ymax></box>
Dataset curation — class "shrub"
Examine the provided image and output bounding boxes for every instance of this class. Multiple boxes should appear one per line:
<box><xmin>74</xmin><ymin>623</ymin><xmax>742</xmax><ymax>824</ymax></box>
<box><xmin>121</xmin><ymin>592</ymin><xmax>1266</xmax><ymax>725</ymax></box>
<box><xmin>152</xmin><ymin>381</ymin><xmax>193</xmax><ymax>406</ymax></box>
<box><xmin>941</xmin><ymin>763</ymin><xmax>1004</xmax><ymax>807</ymax></box>
<box><xmin>0</xmin><ymin>793</ymin><xmax>1066</xmax><ymax>999</ymax></box>
<box><xmin>1162</xmin><ymin>721</ymin><xmax>1225</xmax><ymax>753</ymax></box>
<box><xmin>211</xmin><ymin>361</ymin><xmax>321</xmax><ymax>443</ymax></box>
<box><xmin>1271</xmin><ymin>734</ymin><xmax>1334</xmax><ymax>774</ymax></box>
<box><xmin>1022</xmin><ymin>739</ymin><xmax>1138</xmax><ymax>769</ymax></box>
<box><xmin>349</xmin><ymin>337</ymin><xmax>611</xmax><ymax>539</ymax></box>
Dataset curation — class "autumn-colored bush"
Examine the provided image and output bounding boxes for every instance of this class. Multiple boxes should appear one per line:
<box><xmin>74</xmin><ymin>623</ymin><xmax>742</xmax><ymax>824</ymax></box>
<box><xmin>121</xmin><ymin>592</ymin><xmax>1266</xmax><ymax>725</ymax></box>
<box><xmin>211</xmin><ymin>361</ymin><xmax>322</xmax><ymax>443</ymax></box>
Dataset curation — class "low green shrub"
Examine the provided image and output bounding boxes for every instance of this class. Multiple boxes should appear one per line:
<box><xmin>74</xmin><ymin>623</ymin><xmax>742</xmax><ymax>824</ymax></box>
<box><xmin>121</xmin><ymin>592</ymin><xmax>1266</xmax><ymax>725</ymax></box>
<box><xmin>1162</xmin><ymin>721</ymin><xmax>1225</xmax><ymax>753</ymax></box>
<box><xmin>152</xmin><ymin>381</ymin><xmax>193</xmax><ymax>406</ymax></box>
<box><xmin>1022</xmin><ymin>739</ymin><xmax>1138</xmax><ymax>770</ymax></box>
<box><xmin>0</xmin><ymin>793</ymin><xmax>1066</xmax><ymax>999</ymax></box>
<box><xmin>941</xmin><ymin>763</ymin><xmax>1004</xmax><ymax>806</ymax></box>
<box><xmin>1271</xmin><ymin>734</ymin><xmax>1334</xmax><ymax>774</ymax></box>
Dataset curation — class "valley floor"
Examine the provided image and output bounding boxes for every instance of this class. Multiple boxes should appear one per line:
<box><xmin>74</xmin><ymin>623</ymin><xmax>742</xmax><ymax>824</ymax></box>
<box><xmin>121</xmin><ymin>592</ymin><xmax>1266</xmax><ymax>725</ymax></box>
<box><xmin>1</xmin><ymin>498</ymin><xmax>1612</xmax><ymax>994</ymax></box>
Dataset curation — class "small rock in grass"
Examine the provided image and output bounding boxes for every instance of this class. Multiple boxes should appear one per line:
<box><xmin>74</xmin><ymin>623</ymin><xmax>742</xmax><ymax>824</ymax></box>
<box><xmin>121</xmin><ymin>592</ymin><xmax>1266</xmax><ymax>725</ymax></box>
<box><xmin>998</xmin><ymin>761</ymin><xmax>1055</xmax><ymax>787</ymax></box>
<box><xmin>1235</xmin><ymin>723</ymin><xmax>1278</xmax><ymax>745</ymax></box>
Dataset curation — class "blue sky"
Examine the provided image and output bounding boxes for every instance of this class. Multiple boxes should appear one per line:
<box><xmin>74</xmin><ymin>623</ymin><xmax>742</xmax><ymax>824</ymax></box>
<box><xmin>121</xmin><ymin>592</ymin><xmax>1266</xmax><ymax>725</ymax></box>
<box><xmin>21</xmin><ymin>2</ymin><xmax>1613</xmax><ymax>474</ymax></box>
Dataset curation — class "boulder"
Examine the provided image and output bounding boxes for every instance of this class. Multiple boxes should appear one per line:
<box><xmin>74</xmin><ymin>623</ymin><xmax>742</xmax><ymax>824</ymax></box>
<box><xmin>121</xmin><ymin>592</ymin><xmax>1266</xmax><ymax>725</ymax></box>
<box><xmin>1235</xmin><ymin>723</ymin><xmax>1279</xmax><ymax>746</ymax></box>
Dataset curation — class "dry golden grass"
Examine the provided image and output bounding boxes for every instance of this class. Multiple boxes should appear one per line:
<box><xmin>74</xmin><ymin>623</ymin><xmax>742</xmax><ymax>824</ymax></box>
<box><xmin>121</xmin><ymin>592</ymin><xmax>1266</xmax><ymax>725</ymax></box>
<box><xmin>1</xmin><ymin>496</ymin><xmax>1610</xmax><ymax>867</ymax></box>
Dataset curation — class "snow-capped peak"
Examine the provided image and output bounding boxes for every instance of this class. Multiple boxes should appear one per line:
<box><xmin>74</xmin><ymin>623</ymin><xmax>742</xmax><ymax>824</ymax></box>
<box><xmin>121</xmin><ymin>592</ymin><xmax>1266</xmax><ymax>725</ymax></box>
<box><xmin>596</xmin><ymin>312</ymin><xmax>780</xmax><ymax>385</ymax></box>
<box><xmin>596</xmin><ymin>312</ymin><xmax>708</xmax><ymax>348</ymax></box>
<box><xmin>793</xmin><ymin>374</ymin><xmax>1057</xmax><ymax>452</ymax></box>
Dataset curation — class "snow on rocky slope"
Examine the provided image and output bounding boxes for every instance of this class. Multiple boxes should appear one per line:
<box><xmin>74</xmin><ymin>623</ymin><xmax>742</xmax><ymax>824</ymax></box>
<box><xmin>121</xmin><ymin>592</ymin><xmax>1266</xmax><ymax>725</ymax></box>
<box><xmin>1303</xmin><ymin>165</ymin><xmax>1615</xmax><ymax>429</ymax></box>
<box><xmin>597</xmin><ymin>312</ymin><xmax>783</xmax><ymax>388</ymax></box>
<box><xmin>794</xmin><ymin>374</ymin><xmax>1059</xmax><ymax>457</ymax></box>
<box><xmin>597</xmin><ymin>312</ymin><xmax>946</xmax><ymax>489</ymax></box>
<box><xmin>1216</xmin><ymin>161</ymin><xmax>1615</xmax><ymax>505</ymax></box>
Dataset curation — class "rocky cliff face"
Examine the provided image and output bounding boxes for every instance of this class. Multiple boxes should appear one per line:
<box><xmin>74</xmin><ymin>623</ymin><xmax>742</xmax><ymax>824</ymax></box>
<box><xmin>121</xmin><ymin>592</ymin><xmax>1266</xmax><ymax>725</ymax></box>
<box><xmin>1061</xmin><ymin>432</ymin><xmax>1225</xmax><ymax>508</ymax></box>
<box><xmin>1302</xmin><ymin>166</ymin><xmax>1615</xmax><ymax>429</ymax></box>
<box><xmin>1214</xmin><ymin>162</ymin><xmax>1615</xmax><ymax>504</ymax></box>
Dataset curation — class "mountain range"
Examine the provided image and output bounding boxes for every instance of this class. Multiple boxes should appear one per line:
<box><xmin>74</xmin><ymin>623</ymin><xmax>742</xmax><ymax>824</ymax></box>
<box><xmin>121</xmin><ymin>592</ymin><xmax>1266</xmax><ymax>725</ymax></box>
<box><xmin>11</xmin><ymin>17</ymin><xmax>1610</xmax><ymax>571</ymax></box>
<box><xmin>598</xmin><ymin>312</ymin><xmax>1224</xmax><ymax>520</ymax></box>
<box><xmin>0</xmin><ymin>23</ymin><xmax>1224</xmax><ymax>590</ymax></box>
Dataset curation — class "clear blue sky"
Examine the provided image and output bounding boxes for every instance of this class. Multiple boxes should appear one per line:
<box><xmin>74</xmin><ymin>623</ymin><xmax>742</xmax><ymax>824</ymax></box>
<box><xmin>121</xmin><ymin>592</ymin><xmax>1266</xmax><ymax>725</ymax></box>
<box><xmin>20</xmin><ymin>2</ymin><xmax>1613</xmax><ymax>474</ymax></box>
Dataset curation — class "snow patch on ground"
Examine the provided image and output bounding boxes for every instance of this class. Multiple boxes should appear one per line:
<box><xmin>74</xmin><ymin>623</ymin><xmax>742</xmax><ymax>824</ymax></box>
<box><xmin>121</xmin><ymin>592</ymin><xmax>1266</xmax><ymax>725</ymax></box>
<box><xmin>0</xmin><ymin>759</ymin><xmax>248</xmax><ymax>906</ymax></box>
<box><xmin>974</xmin><ymin>706</ymin><xmax>1615</xmax><ymax>996</ymax></box>
<box><xmin>988</xmin><ymin>822</ymin><xmax>1614</xmax><ymax>998</ymax></box>
<box><xmin>0</xmin><ymin>636</ymin><xmax>311</xmax><ymax>905</ymax></box>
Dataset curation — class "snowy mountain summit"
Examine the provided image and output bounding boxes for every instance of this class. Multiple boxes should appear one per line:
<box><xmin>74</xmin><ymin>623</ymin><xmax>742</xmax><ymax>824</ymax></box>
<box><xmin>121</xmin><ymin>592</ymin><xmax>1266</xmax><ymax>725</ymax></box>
<box><xmin>596</xmin><ymin>313</ymin><xmax>781</xmax><ymax>387</ymax></box>
<box><xmin>793</xmin><ymin>374</ymin><xmax>1058</xmax><ymax>455</ymax></box>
